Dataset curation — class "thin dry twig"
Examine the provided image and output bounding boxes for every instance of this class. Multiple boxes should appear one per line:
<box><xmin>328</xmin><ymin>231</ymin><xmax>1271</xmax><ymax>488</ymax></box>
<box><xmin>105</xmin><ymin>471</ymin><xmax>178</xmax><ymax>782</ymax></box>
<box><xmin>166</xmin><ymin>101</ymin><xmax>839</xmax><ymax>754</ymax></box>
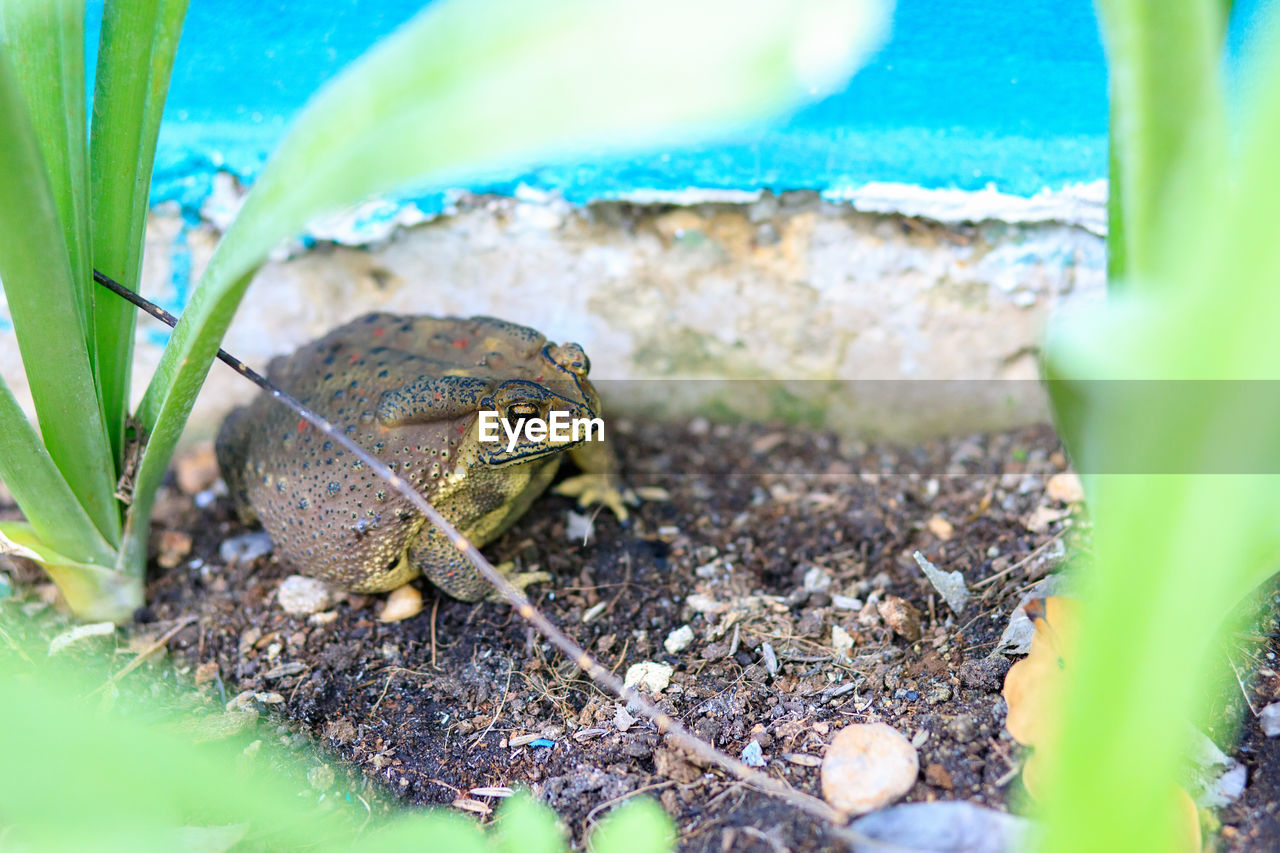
<box><xmin>94</xmin><ymin>272</ymin><xmax>854</xmax><ymax>832</ymax></box>
<box><xmin>89</xmin><ymin>615</ymin><xmax>197</xmax><ymax>696</ymax></box>
<box><xmin>974</xmin><ymin>528</ymin><xmax>1068</xmax><ymax>593</ymax></box>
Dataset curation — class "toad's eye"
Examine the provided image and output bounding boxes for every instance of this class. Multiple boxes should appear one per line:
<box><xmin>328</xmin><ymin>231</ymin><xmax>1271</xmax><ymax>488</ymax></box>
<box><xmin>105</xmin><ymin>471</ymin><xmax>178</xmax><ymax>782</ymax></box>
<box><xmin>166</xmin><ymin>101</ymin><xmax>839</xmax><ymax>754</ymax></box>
<box><xmin>506</xmin><ymin>403</ymin><xmax>539</xmax><ymax>420</ymax></box>
<box><xmin>568</xmin><ymin>354</ymin><xmax>590</xmax><ymax>376</ymax></box>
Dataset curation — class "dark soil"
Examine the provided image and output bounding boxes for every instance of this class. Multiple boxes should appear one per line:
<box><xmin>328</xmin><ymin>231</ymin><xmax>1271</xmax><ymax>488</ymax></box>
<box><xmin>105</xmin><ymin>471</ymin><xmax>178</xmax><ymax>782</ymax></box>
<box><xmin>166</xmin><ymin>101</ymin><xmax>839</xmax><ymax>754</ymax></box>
<box><xmin>14</xmin><ymin>417</ymin><xmax>1276</xmax><ymax>850</ymax></box>
<box><xmin>133</xmin><ymin>417</ymin><xmax>1078</xmax><ymax>850</ymax></box>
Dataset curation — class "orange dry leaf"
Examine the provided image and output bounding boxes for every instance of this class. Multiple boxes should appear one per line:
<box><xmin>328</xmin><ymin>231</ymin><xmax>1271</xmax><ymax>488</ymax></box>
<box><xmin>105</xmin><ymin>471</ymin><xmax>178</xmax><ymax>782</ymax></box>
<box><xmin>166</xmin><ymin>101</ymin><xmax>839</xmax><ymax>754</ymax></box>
<box><xmin>1001</xmin><ymin>595</ymin><xmax>1201</xmax><ymax>852</ymax></box>
<box><xmin>1002</xmin><ymin>596</ymin><xmax>1079</xmax><ymax>749</ymax></box>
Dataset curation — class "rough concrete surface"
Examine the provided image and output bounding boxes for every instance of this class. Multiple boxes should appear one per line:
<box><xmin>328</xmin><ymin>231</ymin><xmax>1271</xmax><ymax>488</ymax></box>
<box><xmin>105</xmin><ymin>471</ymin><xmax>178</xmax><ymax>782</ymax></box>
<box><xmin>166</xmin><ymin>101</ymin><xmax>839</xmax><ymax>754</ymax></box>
<box><xmin>0</xmin><ymin>190</ymin><xmax>1103</xmax><ymax>442</ymax></box>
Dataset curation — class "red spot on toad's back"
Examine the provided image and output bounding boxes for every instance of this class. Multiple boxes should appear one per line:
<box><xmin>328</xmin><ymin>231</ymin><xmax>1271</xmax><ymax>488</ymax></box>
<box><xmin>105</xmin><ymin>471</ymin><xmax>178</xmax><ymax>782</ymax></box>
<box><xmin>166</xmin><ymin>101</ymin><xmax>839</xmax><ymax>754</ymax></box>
<box><xmin>297</xmin><ymin>420</ymin><xmax>308</xmax><ymax>432</ymax></box>
<box><xmin>348</xmin><ymin>353</ymin><xmax>361</xmax><ymax>364</ymax></box>
<box><xmin>373</xmin><ymin>328</ymin><xmax>385</xmax><ymax>337</ymax></box>
<box><xmin>452</xmin><ymin>338</ymin><xmax>469</xmax><ymax>349</ymax></box>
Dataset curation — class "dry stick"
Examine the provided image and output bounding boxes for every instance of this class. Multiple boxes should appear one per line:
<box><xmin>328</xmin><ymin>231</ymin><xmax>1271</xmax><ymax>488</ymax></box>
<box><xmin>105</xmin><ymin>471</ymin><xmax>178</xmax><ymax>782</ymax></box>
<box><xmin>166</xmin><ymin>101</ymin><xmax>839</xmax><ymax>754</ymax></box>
<box><xmin>94</xmin><ymin>271</ymin><xmax>853</xmax><ymax>831</ymax></box>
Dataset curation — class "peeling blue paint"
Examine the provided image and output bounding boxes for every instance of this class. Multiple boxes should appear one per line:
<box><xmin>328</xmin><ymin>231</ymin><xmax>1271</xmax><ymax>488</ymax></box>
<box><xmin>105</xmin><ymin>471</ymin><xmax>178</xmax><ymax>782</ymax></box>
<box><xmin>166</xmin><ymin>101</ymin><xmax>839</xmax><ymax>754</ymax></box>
<box><xmin>81</xmin><ymin>0</ymin><xmax>1271</xmax><ymax>220</ymax></box>
<box><xmin>80</xmin><ymin>0</ymin><xmax>1118</xmax><ymax>220</ymax></box>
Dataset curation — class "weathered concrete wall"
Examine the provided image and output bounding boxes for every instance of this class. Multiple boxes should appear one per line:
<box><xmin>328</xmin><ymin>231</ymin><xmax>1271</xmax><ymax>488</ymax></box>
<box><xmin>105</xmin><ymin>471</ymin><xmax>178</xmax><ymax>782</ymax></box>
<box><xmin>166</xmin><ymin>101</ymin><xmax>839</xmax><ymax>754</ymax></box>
<box><xmin>0</xmin><ymin>190</ymin><xmax>1103</xmax><ymax>443</ymax></box>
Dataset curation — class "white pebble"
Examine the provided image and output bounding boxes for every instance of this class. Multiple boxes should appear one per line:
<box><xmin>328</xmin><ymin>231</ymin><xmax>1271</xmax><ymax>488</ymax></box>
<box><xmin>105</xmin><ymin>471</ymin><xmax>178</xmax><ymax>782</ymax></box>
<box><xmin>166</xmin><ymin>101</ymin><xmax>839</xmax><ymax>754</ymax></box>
<box><xmin>664</xmin><ymin>625</ymin><xmax>694</xmax><ymax>654</ymax></box>
<box><xmin>1261</xmin><ymin>703</ymin><xmax>1280</xmax><ymax>737</ymax></box>
<box><xmin>623</xmin><ymin>661</ymin><xmax>673</xmax><ymax>694</ymax></box>
<box><xmin>821</xmin><ymin>723</ymin><xmax>919</xmax><ymax>815</ymax></box>
<box><xmin>276</xmin><ymin>575</ymin><xmax>332</xmax><ymax>615</ymax></box>
<box><xmin>219</xmin><ymin>531</ymin><xmax>274</xmax><ymax>564</ymax></box>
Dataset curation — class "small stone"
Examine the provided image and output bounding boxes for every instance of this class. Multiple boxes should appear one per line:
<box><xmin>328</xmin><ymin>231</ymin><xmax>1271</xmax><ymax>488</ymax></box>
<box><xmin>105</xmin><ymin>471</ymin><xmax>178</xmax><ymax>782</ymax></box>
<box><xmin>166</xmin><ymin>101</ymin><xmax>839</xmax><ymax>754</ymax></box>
<box><xmin>850</xmin><ymin>802</ymin><xmax>1031</xmax><ymax>852</ymax></box>
<box><xmin>1024</xmin><ymin>505</ymin><xmax>1069</xmax><ymax>533</ymax></box>
<box><xmin>378</xmin><ymin>584</ymin><xmax>423</xmax><ymax>622</ymax></box>
<box><xmin>912</xmin><ymin>551</ymin><xmax>969</xmax><ymax>614</ymax></box>
<box><xmin>276</xmin><ymin>575</ymin><xmax>332</xmax><ymax>615</ymax></box>
<box><xmin>664</xmin><ymin>625</ymin><xmax>695</xmax><ymax>654</ymax></box>
<box><xmin>624</xmin><ymin>661</ymin><xmax>674</xmax><ymax>694</ymax></box>
<box><xmin>566</xmin><ymin>510</ymin><xmax>595</xmax><ymax>543</ymax></box>
<box><xmin>219</xmin><ymin>531</ymin><xmax>274</xmax><ymax>565</ymax></box>
<box><xmin>878</xmin><ymin>596</ymin><xmax>922</xmax><ymax>642</ymax></box>
<box><xmin>742</xmin><ymin>740</ymin><xmax>766</xmax><ymax>767</ymax></box>
<box><xmin>1262</xmin><ymin>703</ymin><xmax>1280</xmax><ymax>737</ymax></box>
<box><xmin>832</xmin><ymin>624</ymin><xmax>854</xmax><ymax>656</ymax></box>
<box><xmin>1046</xmin><ymin>472</ymin><xmax>1086</xmax><ymax>504</ymax></box>
<box><xmin>614</xmin><ymin>705</ymin><xmax>636</xmax><ymax>732</ymax></box>
<box><xmin>821</xmin><ymin>723</ymin><xmax>920</xmax><ymax>815</ymax></box>
<box><xmin>685</xmin><ymin>594</ymin><xmax>729</xmax><ymax>614</ymax></box>
<box><xmin>925</xmin><ymin>763</ymin><xmax>954</xmax><ymax>790</ymax></box>
<box><xmin>926</xmin><ymin>515</ymin><xmax>954</xmax><ymax>541</ymax></box>
<box><xmin>803</xmin><ymin>566</ymin><xmax>833</xmax><ymax>592</ymax></box>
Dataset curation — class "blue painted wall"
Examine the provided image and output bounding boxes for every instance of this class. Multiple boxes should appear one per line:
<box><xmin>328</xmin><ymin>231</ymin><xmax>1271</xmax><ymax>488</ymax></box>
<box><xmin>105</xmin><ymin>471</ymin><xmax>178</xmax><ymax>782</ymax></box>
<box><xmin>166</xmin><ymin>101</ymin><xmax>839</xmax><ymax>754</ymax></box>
<box><xmin>82</xmin><ymin>1</ymin><xmax>1273</xmax><ymax>213</ymax></box>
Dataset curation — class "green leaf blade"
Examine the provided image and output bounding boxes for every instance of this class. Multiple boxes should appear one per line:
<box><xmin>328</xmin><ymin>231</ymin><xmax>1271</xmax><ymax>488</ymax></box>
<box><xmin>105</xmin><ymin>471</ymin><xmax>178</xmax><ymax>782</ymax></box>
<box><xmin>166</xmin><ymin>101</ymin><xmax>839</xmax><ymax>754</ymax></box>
<box><xmin>0</xmin><ymin>380</ymin><xmax>115</xmax><ymax>568</ymax></box>
<box><xmin>0</xmin><ymin>0</ymin><xmax>92</xmax><ymax>352</ymax></box>
<box><xmin>1097</xmin><ymin>0</ymin><xmax>1227</xmax><ymax>290</ymax></box>
<box><xmin>89</xmin><ymin>0</ymin><xmax>189</xmax><ymax>467</ymax></box>
<box><xmin>0</xmin><ymin>39</ymin><xmax>121</xmax><ymax>547</ymax></box>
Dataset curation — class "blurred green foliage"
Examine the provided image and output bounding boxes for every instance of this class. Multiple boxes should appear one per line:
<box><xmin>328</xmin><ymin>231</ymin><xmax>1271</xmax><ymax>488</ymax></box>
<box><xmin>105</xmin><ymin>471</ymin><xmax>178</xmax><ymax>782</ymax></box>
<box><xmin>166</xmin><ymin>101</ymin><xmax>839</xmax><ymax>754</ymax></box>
<box><xmin>1042</xmin><ymin>0</ymin><xmax>1280</xmax><ymax>849</ymax></box>
<box><xmin>0</xmin><ymin>617</ymin><xmax>673</xmax><ymax>852</ymax></box>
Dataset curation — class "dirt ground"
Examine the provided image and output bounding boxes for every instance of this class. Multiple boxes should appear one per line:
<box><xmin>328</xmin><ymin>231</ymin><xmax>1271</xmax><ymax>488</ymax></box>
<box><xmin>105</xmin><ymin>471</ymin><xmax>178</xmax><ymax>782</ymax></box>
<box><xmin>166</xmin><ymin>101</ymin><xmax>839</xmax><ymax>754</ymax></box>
<box><xmin>7</xmin><ymin>417</ymin><xmax>1279</xmax><ymax>850</ymax></box>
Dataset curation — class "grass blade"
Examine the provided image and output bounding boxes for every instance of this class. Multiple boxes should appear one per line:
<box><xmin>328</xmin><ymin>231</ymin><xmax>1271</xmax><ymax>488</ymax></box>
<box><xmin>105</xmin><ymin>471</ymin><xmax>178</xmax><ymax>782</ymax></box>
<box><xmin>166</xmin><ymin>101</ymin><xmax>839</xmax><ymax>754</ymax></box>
<box><xmin>1096</xmin><ymin>0</ymin><xmax>1227</xmax><ymax>289</ymax></box>
<box><xmin>0</xmin><ymin>379</ymin><xmax>114</xmax><ymax>568</ymax></box>
<box><xmin>0</xmin><ymin>36</ymin><xmax>121</xmax><ymax>546</ymax></box>
<box><xmin>1042</xmin><ymin>3</ymin><xmax>1280</xmax><ymax>848</ymax></box>
<box><xmin>0</xmin><ymin>0</ymin><xmax>92</xmax><ymax>355</ymax></box>
<box><xmin>89</xmin><ymin>0</ymin><xmax>189</xmax><ymax>467</ymax></box>
<box><xmin>121</xmin><ymin>0</ymin><xmax>888</xmax><ymax>573</ymax></box>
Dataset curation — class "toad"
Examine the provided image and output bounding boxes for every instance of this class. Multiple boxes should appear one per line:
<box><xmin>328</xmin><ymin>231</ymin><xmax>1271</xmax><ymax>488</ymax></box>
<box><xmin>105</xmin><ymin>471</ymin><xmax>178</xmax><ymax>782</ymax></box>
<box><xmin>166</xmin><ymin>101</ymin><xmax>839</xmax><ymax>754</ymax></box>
<box><xmin>216</xmin><ymin>313</ymin><xmax>631</xmax><ymax>601</ymax></box>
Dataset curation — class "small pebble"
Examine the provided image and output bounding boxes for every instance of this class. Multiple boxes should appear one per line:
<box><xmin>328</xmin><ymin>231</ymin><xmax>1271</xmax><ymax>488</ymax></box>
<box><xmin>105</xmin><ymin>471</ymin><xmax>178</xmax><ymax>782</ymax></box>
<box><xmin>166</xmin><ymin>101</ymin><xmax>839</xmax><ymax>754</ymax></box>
<box><xmin>803</xmin><ymin>566</ymin><xmax>833</xmax><ymax>592</ymax></box>
<box><xmin>1261</xmin><ymin>703</ymin><xmax>1280</xmax><ymax>737</ymax></box>
<box><xmin>821</xmin><ymin>723</ymin><xmax>920</xmax><ymax>815</ymax></box>
<box><xmin>832</xmin><ymin>625</ymin><xmax>854</xmax><ymax>656</ymax></box>
<box><xmin>878</xmin><ymin>596</ymin><xmax>922</xmax><ymax>642</ymax></box>
<box><xmin>926</xmin><ymin>515</ymin><xmax>954</xmax><ymax>540</ymax></box>
<box><xmin>624</xmin><ymin>661</ymin><xmax>674</xmax><ymax>694</ymax></box>
<box><xmin>664</xmin><ymin>625</ymin><xmax>694</xmax><ymax>654</ymax></box>
<box><xmin>219</xmin><ymin>531</ymin><xmax>274</xmax><ymax>565</ymax></box>
<box><xmin>742</xmin><ymin>740</ymin><xmax>766</xmax><ymax>767</ymax></box>
<box><xmin>1046</xmin><ymin>472</ymin><xmax>1086</xmax><ymax>503</ymax></box>
<box><xmin>850</xmin><ymin>801</ymin><xmax>1031</xmax><ymax>852</ymax></box>
<box><xmin>276</xmin><ymin>575</ymin><xmax>332</xmax><ymax>616</ymax></box>
<box><xmin>566</xmin><ymin>510</ymin><xmax>595</xmax><ymax>543</ymax></box>
<box><xmin>378</xmin><ymin>584</ymin><xmax>423</xmax><ymax>622</ymax></box>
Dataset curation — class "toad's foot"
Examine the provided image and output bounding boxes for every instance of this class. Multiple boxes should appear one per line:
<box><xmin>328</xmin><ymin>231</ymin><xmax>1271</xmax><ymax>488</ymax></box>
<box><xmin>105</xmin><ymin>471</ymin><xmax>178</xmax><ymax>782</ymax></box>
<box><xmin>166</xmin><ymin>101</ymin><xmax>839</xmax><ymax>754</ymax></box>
<box><xmin>553</xmin><ymin>473</ymin><xmax>640</xmax><ymax>521</ymax></box>
<box><xmin>484</xmin><ymin>561</ymin><xmax>552</xmax><ymax>604</ymax></box>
